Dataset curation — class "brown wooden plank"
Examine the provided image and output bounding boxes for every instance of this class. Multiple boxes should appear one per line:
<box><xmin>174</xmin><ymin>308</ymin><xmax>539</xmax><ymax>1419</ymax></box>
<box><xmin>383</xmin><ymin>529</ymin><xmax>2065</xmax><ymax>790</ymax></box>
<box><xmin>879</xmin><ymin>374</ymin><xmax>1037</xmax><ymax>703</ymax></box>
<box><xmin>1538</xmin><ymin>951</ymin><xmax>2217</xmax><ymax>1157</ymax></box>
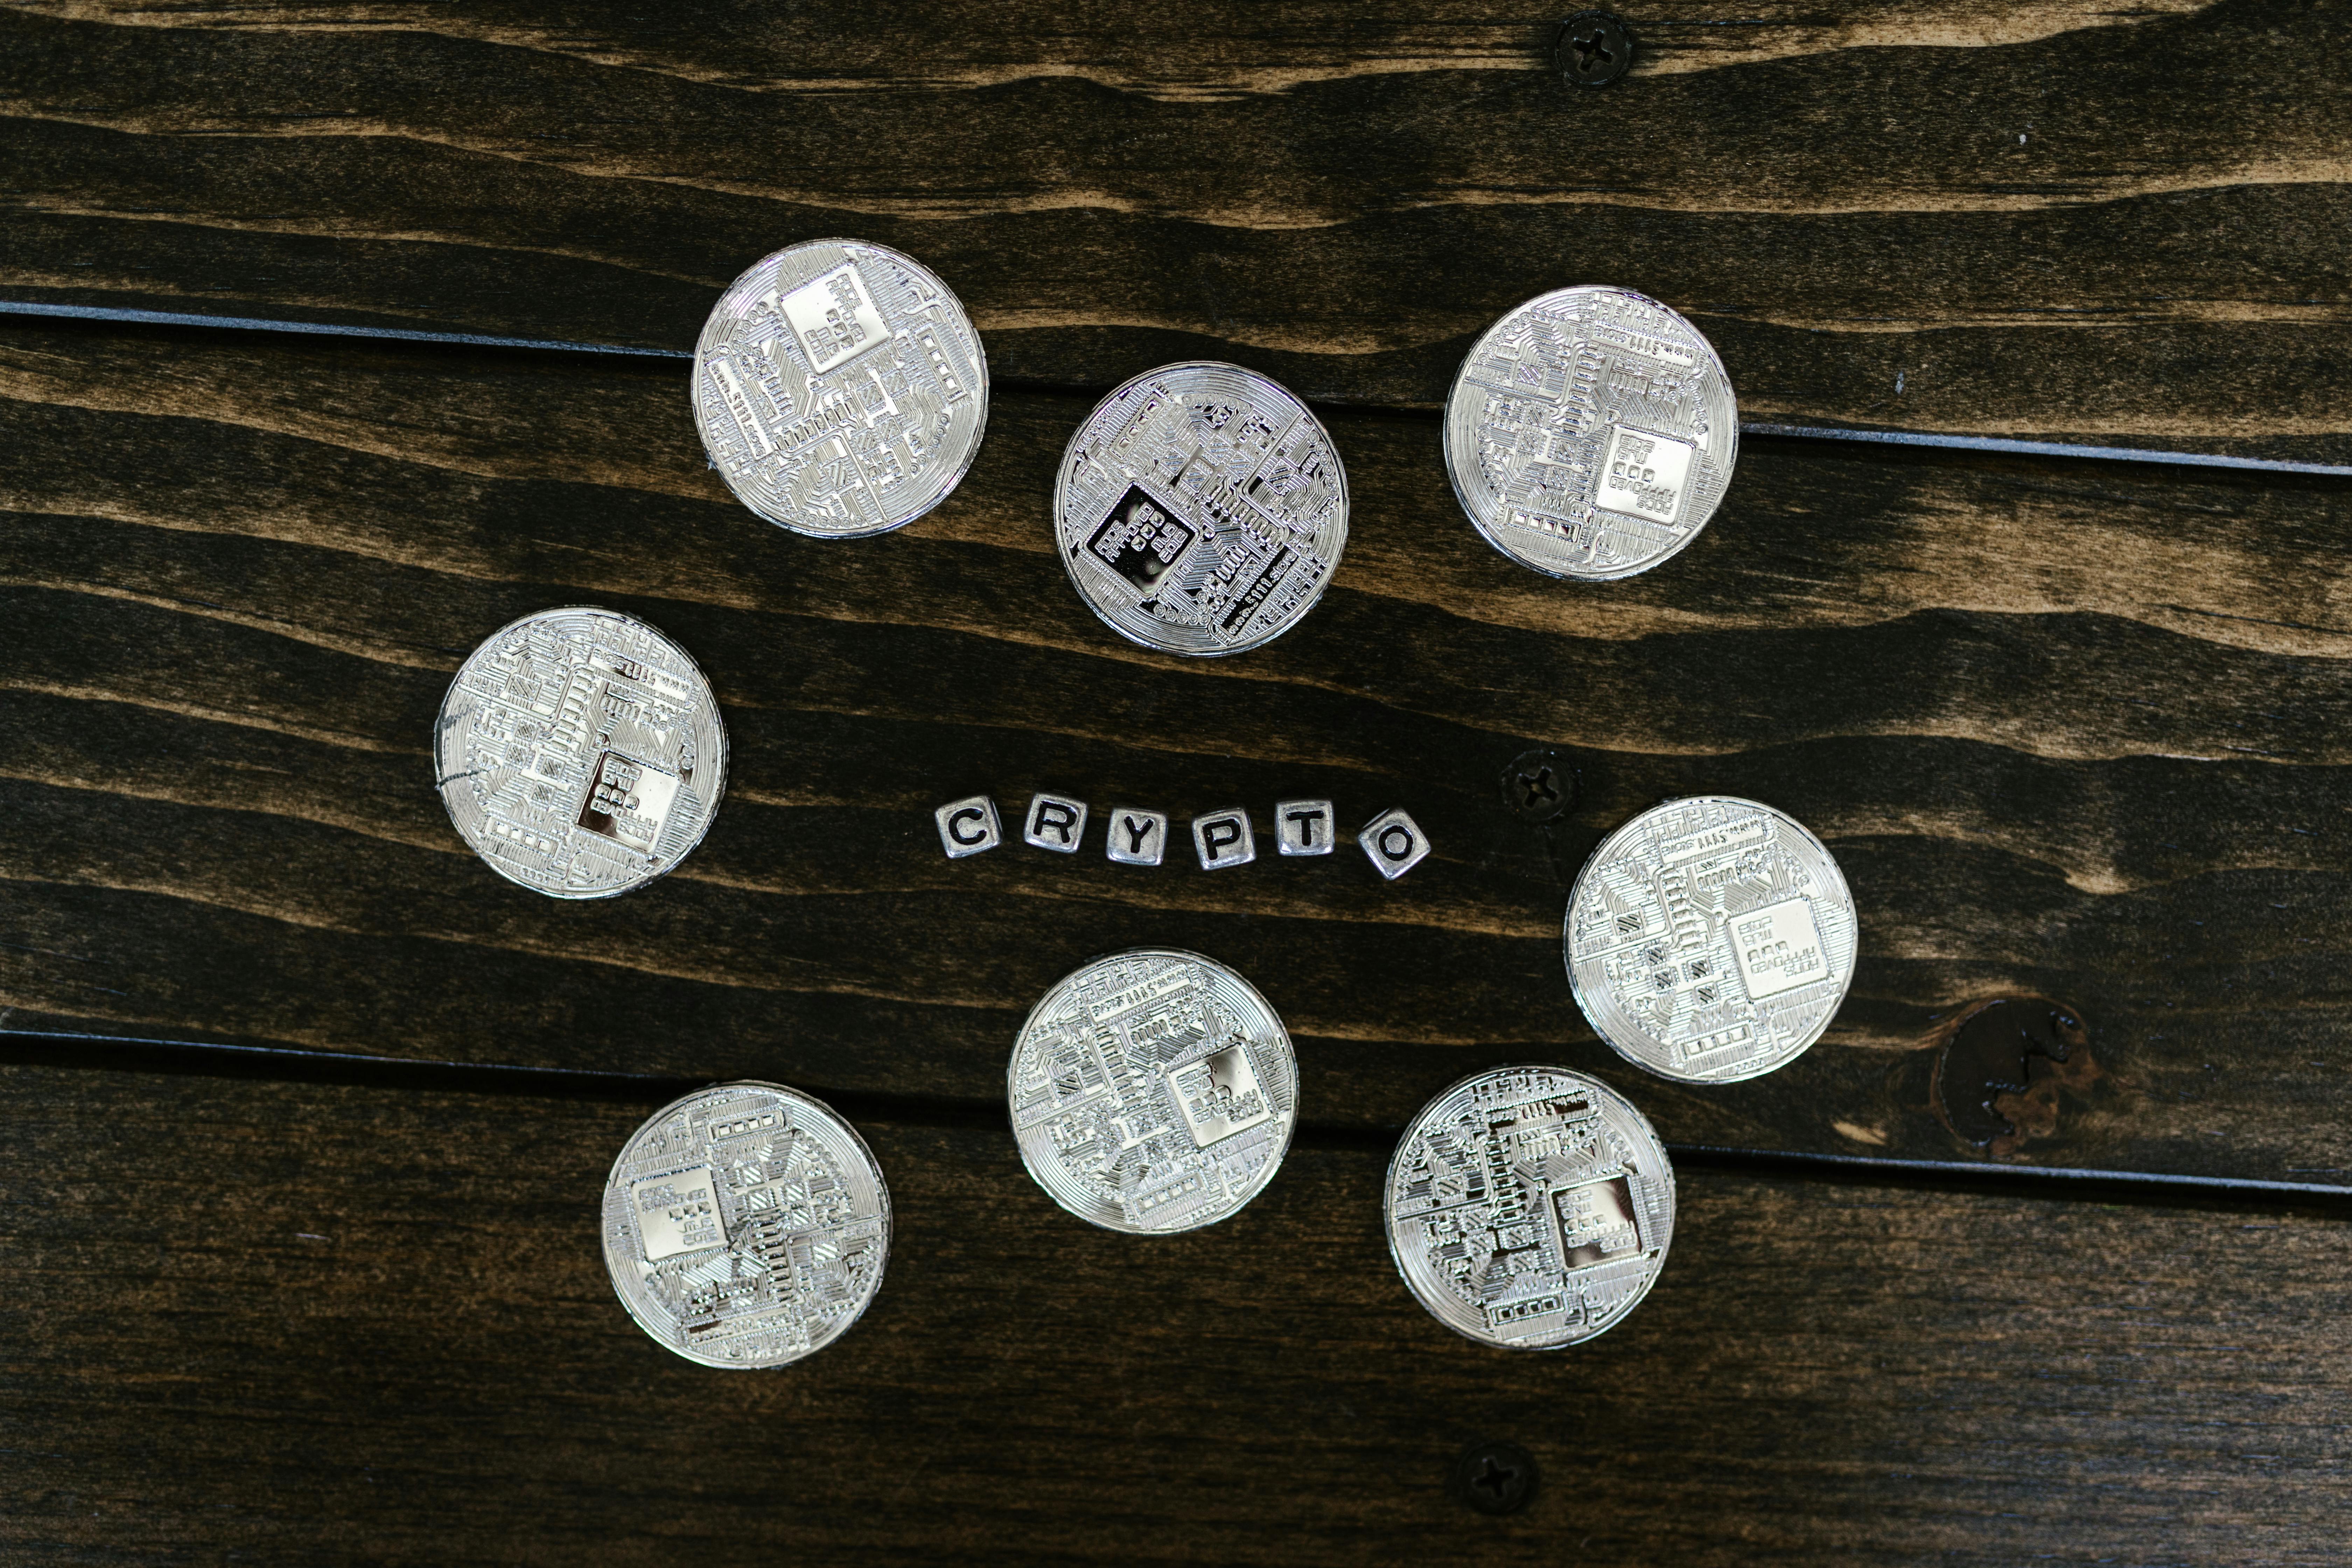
<box><xmin>1</xmin><ymin>1063</ymin><xmax>2345</xmax><ymax>1563</ymax></box>
<box><xmin>2</xmin><ymin>319</ymin><xmax>2347</xmax><ymax>1182</ymax></box>
<box><xmin>2</xmin><ymin>0</ymin><xmax>2345</xmax><ymax>457</ymax></box>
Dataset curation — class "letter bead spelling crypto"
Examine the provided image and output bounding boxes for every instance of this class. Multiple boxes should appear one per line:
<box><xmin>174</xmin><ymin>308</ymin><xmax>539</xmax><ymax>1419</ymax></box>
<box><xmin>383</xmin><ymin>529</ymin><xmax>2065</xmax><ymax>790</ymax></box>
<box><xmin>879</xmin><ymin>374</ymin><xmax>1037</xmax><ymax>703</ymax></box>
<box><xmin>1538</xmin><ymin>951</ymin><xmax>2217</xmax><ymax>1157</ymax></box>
<box><xmin>1023</xmin><ymin>792</ymin><xmax>1090</xmax><ymax>853</ymax></box>
<box><xmin>935</xmin><ymin>795</ymin><xmax>1002</xmax><ymax>858</ymax></box>
<box><xmin>1192</xmin><ymin>808</ymin><xmax>1256</xmax><ymax>870</ymax></box>
<box><xmin>1106</xmin><ymin>807</ymin><xmax>1169</xmax><ymax>867</ymax></box>
<box><xmin>1360</xmin><ymin>807</ymin><xmax>1431</xmax><ymax>880</ymax></box>
<box><xmin>1274</xmin><ymin>799</ymin><xmax>1336</xmax><ymax>856</ymax></box>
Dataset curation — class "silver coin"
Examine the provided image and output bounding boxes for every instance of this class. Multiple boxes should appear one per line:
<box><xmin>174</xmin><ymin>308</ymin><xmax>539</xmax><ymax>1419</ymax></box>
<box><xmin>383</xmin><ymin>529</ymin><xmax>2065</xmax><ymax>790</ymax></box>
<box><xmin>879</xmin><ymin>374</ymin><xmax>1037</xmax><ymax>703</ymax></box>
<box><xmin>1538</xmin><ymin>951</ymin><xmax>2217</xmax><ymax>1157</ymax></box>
<box><xmin>693</xmin><ymin>238</ymin><xmax>989</xmax><ymax>538</ymax></box>
<box><xmin>1566</xmin><ymin>796</ymin><xmax>1857</xmax><ymax>1083</ymax></box>
<box><xmin>602</xmin><ymin>1081</ymin><xmax>890</xmax><ymax>1369</ymax></box>
<box><xmin>434</xmin><ymin>606</ymin><xmax>726</xmax><ymax>899</ymax></box>
<box><xmin>1054</xmin><ymin>362</ymin><xmax>1348</xmax><ymax>656</ymax></box>
<box><xmin>1443</xmin><ymin>286</ymin><xmax>1737</xmax><ymax>580</ymax></box>
<box><xmin>1386</xmin><ymin>1065</ymin><xmax>1675</xmax><ymax>1349</ymax></box>
<box><xmin>1009</xmin><ymin>948</ymin><xmax>1298</xmax><ymax>1233</ymax></box>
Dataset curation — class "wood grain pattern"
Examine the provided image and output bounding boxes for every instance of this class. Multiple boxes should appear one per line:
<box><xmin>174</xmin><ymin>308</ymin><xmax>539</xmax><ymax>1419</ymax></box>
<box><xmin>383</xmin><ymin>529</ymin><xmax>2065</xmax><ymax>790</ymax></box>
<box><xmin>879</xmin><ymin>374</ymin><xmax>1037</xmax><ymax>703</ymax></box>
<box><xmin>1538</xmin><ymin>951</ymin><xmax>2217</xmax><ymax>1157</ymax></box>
<box><xmin>3</xmin><ymin>320</ymin><xmax>2347</xmax><ymax>1183</ymax></box>
<box><xmin>2</xmin><ymin>0</ymin><xmax>2345</xmax><ymax>455</ymax></box>
<box><xmin>8</xmin><ymin>0</ymin><xmax>2228</xmax><ymax>90</ymax></box>
<box><xmin>2</xmin><ymin>1063</ymin><xmax>2346</xmax><ymax>1565</ymax></box>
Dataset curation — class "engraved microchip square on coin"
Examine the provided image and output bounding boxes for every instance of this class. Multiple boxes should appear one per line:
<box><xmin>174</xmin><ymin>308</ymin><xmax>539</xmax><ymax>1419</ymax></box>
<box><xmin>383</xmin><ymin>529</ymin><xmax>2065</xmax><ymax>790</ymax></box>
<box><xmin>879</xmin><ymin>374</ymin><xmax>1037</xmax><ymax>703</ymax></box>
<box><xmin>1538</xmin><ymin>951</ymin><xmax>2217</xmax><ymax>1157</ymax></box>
<box><xmin>773</xmin><ymin>262</ymin><xmax>890</xmax><ymax>376</ymax></box>
<box><xmin>577</xmin><ymin>751</ymin><xmax>681</xmax><ymax>854</ymax></box>
<box><xmin>1166</xmin><ymin>1043</ymin><xmax>1272</xmax><ymax>1148</ymax></box>
<box><xmin>1595</xmin><ymin>425</ymin><xmax>1695</xmax><ymax>527</ymax></box>
<box><xmin>632</xmin><ymin>1167</ymin><xmax>726</xmax><ymax>1262</ymax></box>
<box><xmin>1729</xmin><ymin>897</ymin><xmax>1830</xmax><ymax>1000</ymax></box>
<box><xmin>1086</xmin><ymin>484</ymin><xmax>1199</xmax><ymax>596</ymax></box>
<box><xmin>1551</xmin><ymin>1175</ymin><xmax>1643</xmax><ymax>1269</ymax></box>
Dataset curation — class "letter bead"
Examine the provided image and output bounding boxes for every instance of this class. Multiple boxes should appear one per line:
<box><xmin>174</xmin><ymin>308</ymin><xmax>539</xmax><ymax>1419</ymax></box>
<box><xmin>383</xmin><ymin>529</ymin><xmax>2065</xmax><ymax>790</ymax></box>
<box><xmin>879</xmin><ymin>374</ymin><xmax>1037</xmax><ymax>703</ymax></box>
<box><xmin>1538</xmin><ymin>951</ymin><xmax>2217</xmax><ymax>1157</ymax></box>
<box><xmin>935</xmin><ymin>796</ymin><xmax>1003</xmax><ymax>859</ymax></box>
<box><xmin>1274</xmin><ymin>799</ymin><xmax>1335</xmax><ymax>856</ymax></box>
<box><xmin>1359</xmin><ymin>807</ymin><xmax>1431</xmax><ymax>881</ymax></box>
<box><xmin>1106</xmin><ymin>808</ymin><xmax>1169</xmax><ymax>866</ymax></box>
<box><xmin>1024</xmin><ymin>792</ymin><xmax>1090</xmax><ymax>853</ymax></box>
<box><xmin>1192</xmin><ymin>808</ymin><xmax>1256</xmax><ymax>871</ymax></box>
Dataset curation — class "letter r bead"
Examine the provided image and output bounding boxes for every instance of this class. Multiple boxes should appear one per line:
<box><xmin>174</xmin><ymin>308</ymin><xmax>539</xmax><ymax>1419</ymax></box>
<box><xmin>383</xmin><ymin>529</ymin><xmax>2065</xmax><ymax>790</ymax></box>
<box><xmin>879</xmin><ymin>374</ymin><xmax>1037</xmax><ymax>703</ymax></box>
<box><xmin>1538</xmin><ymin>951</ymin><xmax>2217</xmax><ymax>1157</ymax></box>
<box><xmin>1024</xmin><ymin>793</ymin><xmax>1090</xmax><ymax>853</ymax></box>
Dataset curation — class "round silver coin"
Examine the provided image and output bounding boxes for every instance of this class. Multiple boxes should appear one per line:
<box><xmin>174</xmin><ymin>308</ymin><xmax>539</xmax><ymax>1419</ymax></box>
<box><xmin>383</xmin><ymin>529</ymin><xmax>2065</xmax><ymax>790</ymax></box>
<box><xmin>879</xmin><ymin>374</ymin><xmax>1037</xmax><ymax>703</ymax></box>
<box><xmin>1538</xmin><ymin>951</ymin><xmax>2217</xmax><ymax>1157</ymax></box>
<box><xmin>602</xmin><ymin>1081</ymin><xmax>891</xmax><ymax>1370</ymax></box>
<box><xmin>1442</xmin><ymin>286</ymin><xmax>1737</xmax><ymax>580</ymax></box>
<box><xmin>1566</xmin><ymin>796</ymin><xmax>1857</xmax><ymax>1083</ymax></box>
<box><xmin>1386</xmin><ymin>1065</ymin><xmax>1675</xmax><ymax>1350</ymax></box>
<box><xmin>1009</xmin><ymin>948</ymin><xmax>1298</xmax><ymax>1233</ymax></box>
<box><xmin>693</xmin><ymin>238</ymin><xmax>989</xmax><ymax>538</ymax></box>
<box><xmin>434</xmin><ymin>606</ymin><xmax>727</xmax><ymax>899</ymax></box>
<box><xmin>1053</xmin><ymin>362</ymin><xmax>1349</xmax><ymax>656</ymax></box>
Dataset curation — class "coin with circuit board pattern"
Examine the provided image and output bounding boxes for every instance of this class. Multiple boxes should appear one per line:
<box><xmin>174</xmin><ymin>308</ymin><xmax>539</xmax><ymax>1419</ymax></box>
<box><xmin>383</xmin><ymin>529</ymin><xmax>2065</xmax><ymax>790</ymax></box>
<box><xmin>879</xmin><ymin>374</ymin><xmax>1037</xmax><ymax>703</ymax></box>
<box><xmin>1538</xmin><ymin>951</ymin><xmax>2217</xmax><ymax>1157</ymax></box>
<box><xmin>434</xmin><ymin>606</ymin><xmax>726</xmax><ymax>899</ymax></box>
<box><xmin>1443</xmin><ymin>286</ymin><xmax>1736</xmax><ymax>580</ymax></box>
<box><xmin>1565</xmin><ymin>796</ymin><xmax>1857</xmax><ymax>1083</ymax></box>
<box><xmin>602</xmin><ymin>1082</ymin><xmax>891</xmax><ymax>1369</ymax></box>
<box><xmin>1009</xmin><ymin>948</ymin><xmax>1298</xmax><ymax>1233</ymax></box>
<box><xmin>694</xmin><ymin>238</ymin><xmax>989</xmax><ymax>537</ymax></box>
<box><xmin>1386</xmin><ymin>1064</ymin><xmax>1675</xmax><ymax>1349</ymax></box>
<box><xmin>1054</xmin><ymin>362</ymin><xmax>1348</xmax><ymax>656</ymax></box>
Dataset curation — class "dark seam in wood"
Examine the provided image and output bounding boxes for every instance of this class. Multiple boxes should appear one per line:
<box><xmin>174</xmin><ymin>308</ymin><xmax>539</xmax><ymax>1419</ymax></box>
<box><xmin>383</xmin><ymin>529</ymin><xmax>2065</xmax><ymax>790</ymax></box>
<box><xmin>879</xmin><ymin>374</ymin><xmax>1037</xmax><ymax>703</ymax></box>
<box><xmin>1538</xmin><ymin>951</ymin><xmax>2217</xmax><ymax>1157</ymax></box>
<box><xmin>6</xmin><ymin>300</ymin><xmax>2346</xmax><ymax>477</ymax></box>
<box><xmin>8</xmin><ymin>1027</ymin><xmax>2350</xmax><ymax>1210</ymax></box>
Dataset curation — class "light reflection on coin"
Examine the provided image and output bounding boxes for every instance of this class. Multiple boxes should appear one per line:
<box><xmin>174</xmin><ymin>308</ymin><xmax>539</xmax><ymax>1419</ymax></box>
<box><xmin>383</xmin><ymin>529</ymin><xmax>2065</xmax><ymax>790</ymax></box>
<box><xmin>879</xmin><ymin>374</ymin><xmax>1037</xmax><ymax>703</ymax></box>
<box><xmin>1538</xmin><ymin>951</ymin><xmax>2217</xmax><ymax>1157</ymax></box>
<box><xmin>1009</xmin><ymin>948</ymin><xmax>1298</xmax><ymax>1233</ymax></box>
<box><xmin>1566</xmin><ymin>796</ymin><xmax>1857</xmax><ymax>1083</ymax></box>
<box><xmin>602</xmin><ymin>1081</ymin><xmax>891</xmax><ymax>1369</ymax></box>
<box><xmin>694</xmin><ymin>238</ymin><xmax>989</xmax><ymax>538</ymax></box>
<box><xmin>1054</xmin><ymin>362</ymin><xmax>1348</xmax><ymax>656</ymax></box>
<box><xmin>1386</xmin><ymin>1065</ymin><xmax>1675</xmax><ymax>1349</ymax></box>
<box><xmin>1443</xmin><ymin>286</ymin><xmax>1737</xmax><ymax>580</ymax></box>
<box><xmin>434</xmin><ymin>606</ymin><xmax>726</xmax><ymax>899</ymax></box>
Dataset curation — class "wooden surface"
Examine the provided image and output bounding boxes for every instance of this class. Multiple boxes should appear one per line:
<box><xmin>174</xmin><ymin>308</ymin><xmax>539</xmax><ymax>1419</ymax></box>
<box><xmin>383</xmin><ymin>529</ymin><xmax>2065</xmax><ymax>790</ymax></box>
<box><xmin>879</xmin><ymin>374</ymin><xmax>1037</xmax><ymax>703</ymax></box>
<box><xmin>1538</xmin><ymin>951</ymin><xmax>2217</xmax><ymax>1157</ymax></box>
<box><xmin>5</xmin><ymin>2</ymin><xmax>2348</xmax><ymax>1559</ymax></box>
<box><xmin>4</xmin><ymin>0</ymin><xmax>2348</xmax><ymax>458</ymax></box>
<box><xmin>5</xmin><ymin>1064</ymin><xmax>2350</xmax><ymax>1566</ymax></box>
<box><xmin>5</xmin><ymin>320</ymin><xmax>2350</xmax><ymax>1185</ymax></box>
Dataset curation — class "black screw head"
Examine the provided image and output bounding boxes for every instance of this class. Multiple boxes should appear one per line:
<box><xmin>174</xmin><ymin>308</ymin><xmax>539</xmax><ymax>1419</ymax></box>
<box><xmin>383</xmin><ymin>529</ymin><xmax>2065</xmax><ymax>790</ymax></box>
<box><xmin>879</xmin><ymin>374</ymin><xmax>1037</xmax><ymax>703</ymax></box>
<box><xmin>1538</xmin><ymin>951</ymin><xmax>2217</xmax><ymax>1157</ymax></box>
<box><xmin>1503</xmin><ymin>749</ymin><xmax>1575</xmax><ymax>824</ymax></box>
<box><xmin>1555</xmin><ymin>10</ymin><xmax>1634</xmax><ymax>87</ymax></box>
<box><xmin>1452</xmin><ymin>1440</ymin><xmax>1540</xmax><ymax>1516</ymax></box>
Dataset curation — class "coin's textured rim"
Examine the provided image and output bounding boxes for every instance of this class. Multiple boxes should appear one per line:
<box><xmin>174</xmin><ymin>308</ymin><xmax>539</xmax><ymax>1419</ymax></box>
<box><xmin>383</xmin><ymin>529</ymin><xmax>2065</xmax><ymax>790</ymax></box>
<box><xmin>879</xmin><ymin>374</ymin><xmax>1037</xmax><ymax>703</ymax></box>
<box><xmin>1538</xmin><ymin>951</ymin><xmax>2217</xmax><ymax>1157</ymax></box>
<box><xmin>1383</xmin><ymin>1063</ymin><xmax>1676</xmax><ymax>1351</ymax></box>
<box><xmin>1008</xmin><ymin>945</ymin><xmax>1300</xmax><ymax>1234</ymax></box>
<box><xmin>693</xmin><ymin>236</ymin><xmax>991</xmax><ymax>540</ymax></box>
<box><xmin>1052</xmin><ymin>360</ymin><xmax>1350</xmax><ymax>658</ymax></box>
<box><xmin>1441</xmin><ymin>285</ymin><xmax>1738</xmax><ymax>582</ymax></box>
<box><xmin>433</xmin><ymin>604</ymin><xmax>729</xmax><ymax>902</ymax></box>
<box><xmin>601</xmin><ymin>1079</ymin><xmax>892</xmax><ymax>1370</ymax></box>
<box><xmin>1563</xmin><ymin>795</ymin><xmax>1857</xmax><ymax>1084</ymax></box>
